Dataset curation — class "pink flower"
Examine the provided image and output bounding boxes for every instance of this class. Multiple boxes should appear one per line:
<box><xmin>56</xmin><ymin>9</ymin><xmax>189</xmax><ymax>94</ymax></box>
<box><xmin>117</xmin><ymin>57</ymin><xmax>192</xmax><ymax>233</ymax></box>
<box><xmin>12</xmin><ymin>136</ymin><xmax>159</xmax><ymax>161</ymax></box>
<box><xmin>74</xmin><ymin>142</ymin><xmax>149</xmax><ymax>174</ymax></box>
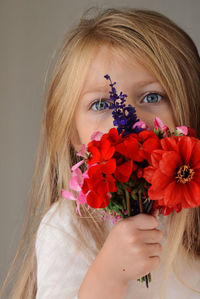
<box><xmin>71</xmin><ymin>160</ymin><xmax>84</xmax><ymax>171</ymax></box>
<box><xmin>61</xmin><ymin>189</ymin><xmax>76</xmax><ymax>201</ymax></box>
<box><xmin>61</xmin><ymin>160</ymin><xmax>87</xmax><ymax>216</ymax></box>
<box><xmin>77</xmin><ymin>144</ymin><xmax>86</xmax><ymax>157</ymax></box>
<box><xmin>176</xmin><ymin>126</ymin><xmax>188</xmax><ymax>135</ymax></box>
<box><xmin>69</xmin><ymin>168</ymin><xmax>83</xmax><ymax>191</ymax></box>
<box><xmin>91</xmin><ymin>131</ymin><xmax>104</xmax><ymax>141</ymax></box>
<box><xmin>132</xmin><ymin>121</ymin><xmax>148</xmax><ymax>130</ymax></box>
<box><xmin>154</xmin><ymin>117</ymin><xmax>169</xmax><ymax>137</ymax></box>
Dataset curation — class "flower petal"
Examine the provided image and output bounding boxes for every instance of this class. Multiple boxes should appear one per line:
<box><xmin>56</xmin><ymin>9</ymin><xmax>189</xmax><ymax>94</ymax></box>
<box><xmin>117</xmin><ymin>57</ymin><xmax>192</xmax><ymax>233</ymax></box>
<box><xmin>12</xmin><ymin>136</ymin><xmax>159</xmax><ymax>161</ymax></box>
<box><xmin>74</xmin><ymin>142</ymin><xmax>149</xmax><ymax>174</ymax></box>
<box><xmin>71</xmin><ymin>160</ymin><xmax>84</xmax><ymax>171</ymax></box>
<box><xmin>69</xmin><ymin>175</ymin><xmax>82</xmax><ymax>191</ymax></box>
<box><xmin>143</xmin><ymin>166</ymin><xmax>155</xmax><ymax>183</ymax></box>
<box><xmin>101</xmin><ymin>139</ymin><xmax>115</xmax><ymax>160</ymax></box>
<box><xmin>77</xmin><ymin>144</ymin><xmax>86</xmax><ymax>157</ymax></box>
<box><xmin>87</xmin><ymin>190</ymin><xmax>109</xmax><ymax>208</ymax></box>
<box><xmin>91</xmin><ymin>131</ymin><xmax>103</xmax><ymax>141</ymax></box>
<box><xmin>150</xmin><ymin>150</ymin><xmax>164</xmax><ymax>168</ymax></box>
<box><xmin>115</xmin><ymin>160</ymin><xmax>133</xmax><ymax>182</ymax></box>
<box><xmin>163</xmin><ymin>181</ymin><xmax>182</xmax><ymax>207</ymax></box>
<box><xmin>151</xmin><ymin>169</ymin><xmax>171</xmax><ymax>191</ymax></box>
<box><xmin>154</xmin><ymin>117</ymin><xmax>165</xmax><ymax>130</ymax></box>
<box><xmin>187</xmin><ymin>181</ymin><xmax>200</xmax><ymax>207</ymax></box>
<box><xmin>101</xmin><ymin>159</ymin><xmax>116</xmax><ymax>174</ymax></box>
<box><xmin>190</xmin><ymin>141</ymin><xmax>200</xmax><ymax>169</ymax></box>
<box><xmin>176</xmin><ymin>126</ymin><xmax>188</xmax><ymax>135</ymax></box>
<box><xmin>161</xmin><ymin>137</ymin><xmax>178</xmax><ymax>152</ymax></box>
<box><xmin>179</xmin><ymin>136</ymin><xmax>194</xmax><ymax>164</ymax></box>
<box><xmin>77</xmin><ymin>191</ymin><xmax>87</xmax><ymax>205</ymax></box>
<box><xmin>159</xmin><ymin>151</ymin><xmax>181</xmax><ymax>177</ymax></box>
<box><xmin>61</xmin><ymin>189</ymin><xmax>76</xmax><ymax>201</ymax></box>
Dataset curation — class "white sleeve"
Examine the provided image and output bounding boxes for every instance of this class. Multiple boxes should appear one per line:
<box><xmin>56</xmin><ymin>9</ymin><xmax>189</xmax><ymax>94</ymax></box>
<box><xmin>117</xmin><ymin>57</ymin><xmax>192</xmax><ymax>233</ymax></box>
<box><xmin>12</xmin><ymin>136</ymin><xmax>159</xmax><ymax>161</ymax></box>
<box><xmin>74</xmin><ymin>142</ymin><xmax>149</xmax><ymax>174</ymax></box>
<box><xmin>35</xmin><ymin>201</ymin><xmax>94</xmax><ymax>299</ymax></box>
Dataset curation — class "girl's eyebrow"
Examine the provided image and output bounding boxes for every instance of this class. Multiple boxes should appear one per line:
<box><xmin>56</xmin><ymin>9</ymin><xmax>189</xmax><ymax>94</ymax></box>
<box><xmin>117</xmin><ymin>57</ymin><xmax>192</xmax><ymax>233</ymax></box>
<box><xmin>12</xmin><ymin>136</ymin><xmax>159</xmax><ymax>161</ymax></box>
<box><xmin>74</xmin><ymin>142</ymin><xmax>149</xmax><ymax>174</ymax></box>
<box><xmin>82</xmin><ymin>86</ymin><xmax>109</xmax><ymax>97</ymax></box>
<box><xmin>133</xmin><ymin>80</ymin><xmax>161</xmax><ymax>87</ymax></box>
<box><xmin>82</xmin><ymin>81</ymin><xmax>162</xmax><ymax>97</ymax></box>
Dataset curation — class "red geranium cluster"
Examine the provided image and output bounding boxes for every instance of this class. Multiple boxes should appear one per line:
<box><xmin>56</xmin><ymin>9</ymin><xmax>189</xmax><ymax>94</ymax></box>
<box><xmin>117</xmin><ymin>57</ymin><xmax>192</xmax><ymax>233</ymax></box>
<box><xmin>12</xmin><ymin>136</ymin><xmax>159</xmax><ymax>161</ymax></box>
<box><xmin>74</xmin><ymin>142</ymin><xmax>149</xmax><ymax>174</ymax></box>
<box><xmin>82</xmin><ymin>128</ymin><xmax>161</xmax><ymax>210</ymax></box>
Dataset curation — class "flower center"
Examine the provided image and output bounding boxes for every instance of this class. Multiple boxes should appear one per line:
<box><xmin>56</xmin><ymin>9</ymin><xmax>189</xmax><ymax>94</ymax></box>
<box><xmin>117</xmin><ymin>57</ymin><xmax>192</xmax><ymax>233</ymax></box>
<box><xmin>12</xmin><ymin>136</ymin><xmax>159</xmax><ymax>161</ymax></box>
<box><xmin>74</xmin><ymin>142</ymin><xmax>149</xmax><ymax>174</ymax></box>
<box><xmin>176</xmin><ymin>165</ymin><xmax>195</xmax><ymax>184</ymax></box>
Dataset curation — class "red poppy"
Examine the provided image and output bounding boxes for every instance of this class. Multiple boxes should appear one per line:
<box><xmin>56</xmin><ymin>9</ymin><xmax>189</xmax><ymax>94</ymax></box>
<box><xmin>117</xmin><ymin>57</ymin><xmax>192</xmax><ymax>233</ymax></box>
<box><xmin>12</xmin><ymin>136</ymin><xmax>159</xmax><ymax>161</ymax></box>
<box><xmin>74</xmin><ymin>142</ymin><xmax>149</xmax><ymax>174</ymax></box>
<box><xmin>143</xmin><ymin>135</ymin><xmax>200</xmax><ymax>214</ymax></box>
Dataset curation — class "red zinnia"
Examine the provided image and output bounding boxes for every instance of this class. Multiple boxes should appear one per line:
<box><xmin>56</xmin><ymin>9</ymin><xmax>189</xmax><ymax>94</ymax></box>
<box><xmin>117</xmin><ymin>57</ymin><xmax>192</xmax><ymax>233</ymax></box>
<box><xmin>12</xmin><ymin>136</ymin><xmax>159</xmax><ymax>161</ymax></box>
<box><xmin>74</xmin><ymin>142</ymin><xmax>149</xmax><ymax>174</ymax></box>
<box><xmin>143</xmin><ymin>135</ymin><xmax>200</xmax><ymax>214</ymax></box>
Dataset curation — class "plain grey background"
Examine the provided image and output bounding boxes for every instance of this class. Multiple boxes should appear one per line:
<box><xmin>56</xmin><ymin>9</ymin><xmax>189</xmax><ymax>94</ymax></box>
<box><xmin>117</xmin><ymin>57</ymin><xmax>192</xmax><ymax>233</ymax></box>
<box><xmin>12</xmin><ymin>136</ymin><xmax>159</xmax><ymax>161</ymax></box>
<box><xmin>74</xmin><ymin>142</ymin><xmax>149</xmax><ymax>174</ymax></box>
<box><xmin>0</xmin><ymin>0</ymin><xmax>200</xmax><ymax>287</ymax></box>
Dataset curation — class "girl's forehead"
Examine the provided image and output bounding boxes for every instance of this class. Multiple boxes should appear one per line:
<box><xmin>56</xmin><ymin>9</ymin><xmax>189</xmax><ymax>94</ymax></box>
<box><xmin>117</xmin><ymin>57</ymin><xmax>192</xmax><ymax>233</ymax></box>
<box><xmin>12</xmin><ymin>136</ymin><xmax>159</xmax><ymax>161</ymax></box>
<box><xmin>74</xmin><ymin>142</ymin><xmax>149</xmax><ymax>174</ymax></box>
<box><xmin>82</xmin><ymin>44</ymin><xmax>157</xmax><ymax>92</ymax></box>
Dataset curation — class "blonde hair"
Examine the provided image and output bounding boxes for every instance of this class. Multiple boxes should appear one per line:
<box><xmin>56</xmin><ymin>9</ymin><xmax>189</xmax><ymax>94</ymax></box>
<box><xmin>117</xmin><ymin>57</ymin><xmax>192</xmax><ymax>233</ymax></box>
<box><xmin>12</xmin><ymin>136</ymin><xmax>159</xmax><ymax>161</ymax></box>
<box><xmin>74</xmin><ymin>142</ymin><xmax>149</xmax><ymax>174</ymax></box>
<box><xmin>1</xmin><ymin>7</ymin><xmax>200</xmax><ymax>298</ymax></box>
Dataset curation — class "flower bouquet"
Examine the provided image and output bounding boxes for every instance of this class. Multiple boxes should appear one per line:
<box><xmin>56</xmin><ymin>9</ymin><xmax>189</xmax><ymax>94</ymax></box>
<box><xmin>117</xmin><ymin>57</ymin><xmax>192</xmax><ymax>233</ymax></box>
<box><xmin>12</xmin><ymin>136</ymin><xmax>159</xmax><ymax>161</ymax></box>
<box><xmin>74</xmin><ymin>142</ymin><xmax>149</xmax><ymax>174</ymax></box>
<box><xmin>62</xmin><ymin>75</ymin><xmax>200</xmax><ymax>287</ymax></box>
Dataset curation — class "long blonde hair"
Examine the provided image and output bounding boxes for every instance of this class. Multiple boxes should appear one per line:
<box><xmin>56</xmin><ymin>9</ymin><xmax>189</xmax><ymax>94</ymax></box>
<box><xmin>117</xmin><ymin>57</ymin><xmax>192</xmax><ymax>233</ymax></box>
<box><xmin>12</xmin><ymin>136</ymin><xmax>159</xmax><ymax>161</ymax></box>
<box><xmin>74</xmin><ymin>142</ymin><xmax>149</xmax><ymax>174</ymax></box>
<box><xmin>1</xmin><ymin>8</ymin><xmax>200</xmax><ymax>299</ymax></box>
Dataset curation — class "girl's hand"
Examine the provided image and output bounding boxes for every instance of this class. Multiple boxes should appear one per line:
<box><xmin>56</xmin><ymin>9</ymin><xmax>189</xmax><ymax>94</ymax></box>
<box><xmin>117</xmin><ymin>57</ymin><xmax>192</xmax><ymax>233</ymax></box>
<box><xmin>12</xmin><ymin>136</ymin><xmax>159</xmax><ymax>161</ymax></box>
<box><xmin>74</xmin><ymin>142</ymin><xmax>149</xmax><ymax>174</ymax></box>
<box><xmin>96</xmin><ymin>212</ymin><xmax>163</xmax><ymax>285</ymax></box>
<box><xmin>78</xmin><ymin>212</ymin><xmax>163</xmax><ymax>299</ymax></box>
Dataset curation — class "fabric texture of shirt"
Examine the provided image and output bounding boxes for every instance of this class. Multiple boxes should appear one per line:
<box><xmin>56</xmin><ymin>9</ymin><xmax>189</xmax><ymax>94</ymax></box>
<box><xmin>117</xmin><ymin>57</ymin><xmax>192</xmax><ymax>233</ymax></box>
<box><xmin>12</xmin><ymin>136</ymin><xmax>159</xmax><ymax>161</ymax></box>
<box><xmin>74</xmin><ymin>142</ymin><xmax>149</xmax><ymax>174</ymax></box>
<box><xmin>35</xmin><ymin>199</ymin><xmax>200</xmax><ymax>299</ymax></box>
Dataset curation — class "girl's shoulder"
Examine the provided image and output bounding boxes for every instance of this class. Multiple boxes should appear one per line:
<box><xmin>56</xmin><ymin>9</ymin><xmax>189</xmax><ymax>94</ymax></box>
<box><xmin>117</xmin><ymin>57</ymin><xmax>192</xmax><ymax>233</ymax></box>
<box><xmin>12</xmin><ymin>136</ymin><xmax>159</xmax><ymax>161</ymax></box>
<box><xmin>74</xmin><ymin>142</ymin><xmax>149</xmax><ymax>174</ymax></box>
<box><xmin>37</xmin><ymin>199</ymin><xmax>75</xmax><ymax>231</ymax></box>
<box><xmin>35</xmin><ymin>198</ymin><xmax>108</xmax><ymax>257</ymax></box>
<box><xmin>35</xmin><ymin>199</ymin><xmax>79</xmax><ymax>256</ymax></box>
<box><xmin>35</xmin><ymin>201</ymin><xmax>97</xmax><ymax>298</ymax></box>
<box><xmin>36</xmin><ymin>199</ymin><xmax>73</xmax><ymax>231</ymax></box>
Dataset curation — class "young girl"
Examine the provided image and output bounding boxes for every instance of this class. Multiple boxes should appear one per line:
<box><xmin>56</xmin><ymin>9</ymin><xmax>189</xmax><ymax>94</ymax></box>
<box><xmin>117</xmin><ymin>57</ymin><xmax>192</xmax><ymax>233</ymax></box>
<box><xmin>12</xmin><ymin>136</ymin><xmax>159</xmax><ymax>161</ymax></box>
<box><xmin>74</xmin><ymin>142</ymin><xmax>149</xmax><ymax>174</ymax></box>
<box><xmin>1</xmin><ymin>8</ymin><xmax>200</xmax><ymax>299</ymax></box>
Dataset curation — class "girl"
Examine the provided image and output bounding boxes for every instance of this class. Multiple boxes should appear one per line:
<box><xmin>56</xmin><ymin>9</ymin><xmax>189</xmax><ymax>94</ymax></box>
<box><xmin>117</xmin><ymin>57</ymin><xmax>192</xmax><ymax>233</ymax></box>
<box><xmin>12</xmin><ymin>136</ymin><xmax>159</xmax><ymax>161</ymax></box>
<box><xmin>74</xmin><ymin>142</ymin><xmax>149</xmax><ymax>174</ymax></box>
<box><xmin>1</xmin><ymin>8</ymin><xmax>200</xmax><ymax>299</ymax></box>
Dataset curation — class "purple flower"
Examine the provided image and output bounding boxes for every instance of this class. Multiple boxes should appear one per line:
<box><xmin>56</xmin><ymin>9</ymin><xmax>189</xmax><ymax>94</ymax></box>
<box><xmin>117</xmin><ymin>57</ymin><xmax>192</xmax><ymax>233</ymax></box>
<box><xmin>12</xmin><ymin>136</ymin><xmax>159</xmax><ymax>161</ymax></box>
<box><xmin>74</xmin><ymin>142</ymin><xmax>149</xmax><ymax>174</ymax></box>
<box><xmin>104</xmin><ymin>75</ymin><xmax>143</xmax><ymax>136</ymax></box>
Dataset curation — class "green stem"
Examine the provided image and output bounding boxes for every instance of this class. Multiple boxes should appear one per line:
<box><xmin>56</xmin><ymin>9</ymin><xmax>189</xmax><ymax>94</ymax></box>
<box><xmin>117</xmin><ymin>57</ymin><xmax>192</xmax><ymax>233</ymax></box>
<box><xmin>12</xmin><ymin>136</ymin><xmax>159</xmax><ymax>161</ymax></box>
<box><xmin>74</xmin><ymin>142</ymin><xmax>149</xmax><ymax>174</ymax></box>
<box><xmin>125</xmin><ymin>188</ymin><xmax>131</xmax><ymax>216</ymax></box>
<box><xmin>138</xmin><ymin>191</ymin><xmax>143</xmax><ymax>213</ymax></box>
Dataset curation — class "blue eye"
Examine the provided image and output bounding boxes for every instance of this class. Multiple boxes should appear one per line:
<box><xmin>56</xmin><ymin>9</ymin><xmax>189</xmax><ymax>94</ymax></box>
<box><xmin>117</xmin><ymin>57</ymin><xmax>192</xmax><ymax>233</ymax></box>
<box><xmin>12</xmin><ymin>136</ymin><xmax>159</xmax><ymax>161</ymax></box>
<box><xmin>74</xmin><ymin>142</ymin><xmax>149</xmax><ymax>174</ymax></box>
<box><xmin>142</xmin><ymin>93</ymin><xmax>163</xmax><ymax>103</ymax></box>
<box><xmin>90</xmin><ymin>99</ymin><xmax>110</xmax><ymax>111</ymax></box>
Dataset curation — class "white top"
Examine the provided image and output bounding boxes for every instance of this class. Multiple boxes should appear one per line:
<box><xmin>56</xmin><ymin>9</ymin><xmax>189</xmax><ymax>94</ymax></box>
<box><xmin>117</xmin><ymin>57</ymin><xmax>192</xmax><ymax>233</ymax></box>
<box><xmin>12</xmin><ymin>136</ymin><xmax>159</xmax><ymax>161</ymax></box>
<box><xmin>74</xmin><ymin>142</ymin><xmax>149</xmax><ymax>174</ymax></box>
<box><xmin>35</xmin><ymin>199</ymin><xmax>200</xmax><ymax>299</ymax></box>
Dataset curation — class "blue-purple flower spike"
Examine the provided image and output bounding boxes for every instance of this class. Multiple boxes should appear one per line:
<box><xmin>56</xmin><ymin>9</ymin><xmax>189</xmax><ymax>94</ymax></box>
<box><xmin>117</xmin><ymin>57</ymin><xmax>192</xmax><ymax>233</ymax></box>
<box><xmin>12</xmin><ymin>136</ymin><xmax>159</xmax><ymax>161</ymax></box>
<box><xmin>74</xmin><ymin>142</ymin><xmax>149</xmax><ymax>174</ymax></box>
<box><xmin>104</xmin><ymin>74</ymin><xmax>143</xmax><ymax>136</ymax></box>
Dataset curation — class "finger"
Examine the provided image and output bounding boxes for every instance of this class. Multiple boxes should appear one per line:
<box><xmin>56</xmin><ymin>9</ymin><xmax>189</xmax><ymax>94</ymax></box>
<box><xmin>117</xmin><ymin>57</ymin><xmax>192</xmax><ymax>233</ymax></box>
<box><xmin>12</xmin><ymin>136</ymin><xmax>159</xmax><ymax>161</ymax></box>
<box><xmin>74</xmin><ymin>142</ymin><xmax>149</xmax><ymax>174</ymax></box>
<box><xmin>139</xmin><ymin>229</ymin><xmax>163</xmax><ymax>244</ymax></box>
<box><xmin>147</xmin><ymin>256</ymin><xmax>161</xmax><ymax>271</ymax></box>
<box><xmin>147</xmin><ymin>243</ymin><xmax>162</xmax><ymax>257</ymax></box>
<box><xmin>131</xmin><ymin>213</ymin><xmax>158</xmax><ymax>230</ymax></box>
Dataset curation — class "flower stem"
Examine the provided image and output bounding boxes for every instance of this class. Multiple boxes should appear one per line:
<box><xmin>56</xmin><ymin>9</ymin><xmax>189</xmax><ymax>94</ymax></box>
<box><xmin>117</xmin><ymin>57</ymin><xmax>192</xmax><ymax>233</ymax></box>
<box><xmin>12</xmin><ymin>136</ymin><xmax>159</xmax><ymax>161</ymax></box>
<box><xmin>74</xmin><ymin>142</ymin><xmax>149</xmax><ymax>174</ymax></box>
<box><xmin>139</xmin><ymin>192</ymin><xmax>143</xmax><ymax>213</ymax></box>
<box><xmin>138</xmin><ymin>192</ymin><xmax>151</xmax><ymax>288</ymax></box>
<box><xmin>125</xmin><ymin>188</ymin><xmax>131</xmax><ymax>217</ymax></box>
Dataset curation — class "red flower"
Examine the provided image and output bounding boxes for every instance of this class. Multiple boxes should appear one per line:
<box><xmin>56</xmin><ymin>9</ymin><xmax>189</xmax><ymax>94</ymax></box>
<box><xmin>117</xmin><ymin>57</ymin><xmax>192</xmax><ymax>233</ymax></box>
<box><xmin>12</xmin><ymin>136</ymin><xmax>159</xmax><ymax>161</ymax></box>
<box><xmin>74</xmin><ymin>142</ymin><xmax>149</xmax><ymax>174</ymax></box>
<box><xmin>86</xmin><ymin>190</ymin><xmax>110</xmax><ymax>209</ymax></box>
<box><xmin>101</xmin><ymin>127</ymin><xmax>123</xmax><ymax>145</ymax></box>
<box><xmin>115</xmin><ymin>160</ymin><xmax>133</xmax><ymax>182</ymax></box>
<box><xmin>115</xmin><ymin>134</ymin><xmax>144</xmax><ymax>162</ymax></box>
<box><xmin>82</xmin><ymin>160</ymin><xmax>117</xmax><ymax>208</ymax></box>
<box><xmin>87</xmin><ymin>138</ymin><xmax>115</xmax><ymax>164</ymax></box>
<box><xmin>138</xmin><ymin>130</ymin><xmax>161</xmax><ymax>163</ymax></box>
<box><xmin>87</xmin><ymin>128</ymin><xmax>122</xmax><ymax>165</ymax></box>
<box><xmin>187</xmin><ymin>127</ymin><xmax>196</xmax><ymax>137</ymax></box>
<box><xmin>143</xmin><ymin>135</ymin><xmax>200</xmax><ymax>214</ymax></box>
